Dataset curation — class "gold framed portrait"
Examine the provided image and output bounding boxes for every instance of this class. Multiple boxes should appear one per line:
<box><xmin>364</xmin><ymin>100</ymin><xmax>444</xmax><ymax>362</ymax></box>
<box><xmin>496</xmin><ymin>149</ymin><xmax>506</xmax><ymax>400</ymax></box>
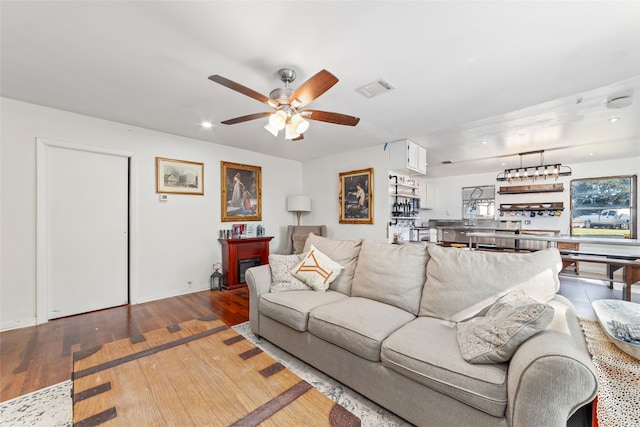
<box><xmin>221</xmin><ymin>161</ymin><xmax>262</xmax><ymax>222</ymax></box>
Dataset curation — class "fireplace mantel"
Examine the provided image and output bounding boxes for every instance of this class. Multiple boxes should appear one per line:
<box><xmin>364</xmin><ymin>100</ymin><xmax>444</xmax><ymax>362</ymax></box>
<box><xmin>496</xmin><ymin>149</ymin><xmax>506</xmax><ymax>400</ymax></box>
<box><xmin>218</xmin><ymin>237</ymin><xmax>273</xmax><ymax>290</ymax></box>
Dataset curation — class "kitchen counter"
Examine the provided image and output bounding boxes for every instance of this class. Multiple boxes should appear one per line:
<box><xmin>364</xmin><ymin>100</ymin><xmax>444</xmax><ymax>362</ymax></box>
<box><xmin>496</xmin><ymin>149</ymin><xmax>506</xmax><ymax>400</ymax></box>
<box><xmin>466</xmin><ymin>232</ymin><xmax>640</xmax><ymax>248</ymax></box>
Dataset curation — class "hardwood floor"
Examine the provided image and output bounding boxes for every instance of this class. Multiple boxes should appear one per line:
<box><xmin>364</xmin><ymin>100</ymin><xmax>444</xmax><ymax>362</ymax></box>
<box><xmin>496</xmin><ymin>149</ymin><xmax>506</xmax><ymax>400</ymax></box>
<box><xmin>0</xmin><ymin>288</ymin><xmax>249</xmax><ymax>403</ymax></box>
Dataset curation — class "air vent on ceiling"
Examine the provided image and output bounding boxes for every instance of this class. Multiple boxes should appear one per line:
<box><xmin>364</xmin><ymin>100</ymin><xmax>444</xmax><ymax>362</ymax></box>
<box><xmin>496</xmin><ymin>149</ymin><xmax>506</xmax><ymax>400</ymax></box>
<box><xmin>356</xmin><ymin>78</ymin><xmax>395</xmax><ymax>98</ymax></box>
<box><xmin>442</xmin><ymin>160</ymin><xmax>453</xmax><ymax>165</ymax></box>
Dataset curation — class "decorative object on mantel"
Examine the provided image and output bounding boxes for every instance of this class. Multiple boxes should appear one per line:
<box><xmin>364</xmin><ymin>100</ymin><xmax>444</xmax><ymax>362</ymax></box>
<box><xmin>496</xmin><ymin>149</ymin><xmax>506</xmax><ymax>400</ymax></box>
<box><xmin>496</xmin><ymin>149</ymin><xmax>571</xmax><ymax>182</ymax></box>
<box><xmin>287</xmin><ymin>195</ymin><xmax>311</xmax><ymax>226</ymax></box>
<box><xmin>208</xmin><ymin>68</ymin><xmax>359</xmax><ymax>141</ymax></box>
<box><xmin>220</xmin><ymin>161</ymin><xmax>262</xmax><ymax>222</ymax></box>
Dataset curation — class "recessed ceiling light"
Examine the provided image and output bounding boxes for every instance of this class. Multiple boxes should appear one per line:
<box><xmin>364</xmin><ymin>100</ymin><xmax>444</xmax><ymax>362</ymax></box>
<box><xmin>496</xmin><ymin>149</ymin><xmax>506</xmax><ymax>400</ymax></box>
<box><xmin>481</xmin><ymin>139</ymin><xmax>488</xmax><ymax>144</ymax></box>
<box><xmin>608</xmin><ymin>117</ymin><xmax>620</xmax><ymax>123</ymax></box>
<box><xmin>201</xmin><ymin>121</ymin><xmax>213</xmax><ymax>128</ymax></box>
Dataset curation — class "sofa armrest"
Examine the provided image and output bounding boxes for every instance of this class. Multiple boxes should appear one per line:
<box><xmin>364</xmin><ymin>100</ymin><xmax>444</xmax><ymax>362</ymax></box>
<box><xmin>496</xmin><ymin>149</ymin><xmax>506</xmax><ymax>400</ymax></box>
<box><xmin>244</xmin><ymin>264</ymin><xmax>272</xmax><ymax>336</ymax></box>
<box><xmin>506</xmin><ymin>297</ymin><xmax>597</xmax><ymax>427</ymax></box>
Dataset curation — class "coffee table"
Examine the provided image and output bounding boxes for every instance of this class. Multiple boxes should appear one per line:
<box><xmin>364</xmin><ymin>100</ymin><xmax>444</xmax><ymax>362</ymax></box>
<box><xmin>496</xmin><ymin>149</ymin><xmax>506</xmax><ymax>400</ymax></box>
<box><xmin>592</xmin><ymin>299</ymin><xmax>640</xmax><ymax>360</ymax></box>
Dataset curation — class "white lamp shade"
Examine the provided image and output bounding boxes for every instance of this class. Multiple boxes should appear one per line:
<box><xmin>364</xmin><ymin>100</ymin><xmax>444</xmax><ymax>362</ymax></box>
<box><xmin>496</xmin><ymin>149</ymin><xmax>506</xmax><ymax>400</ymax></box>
<box><xmin>290</xmin><ymin>113</ymin><xmax>310</xmax><ymax>134</ymax></box>
<box><xmin>285</xmin><ymin>123</ymin><xmax>300</xmax><ymax>140</ymax></box>
<box><xmin>287</xmin><ymin>195</ymin><xmax>311</xmax><ymax>212</ymax></box>
<box><xmin>269</xmin><ymin>110</ymin><xmax>287</xmax><ymax>130</ymax></box>
<box><xmin>264</xmin><ymin>122</ymin><xmax>279</xmax><ymax>136</ymax></box>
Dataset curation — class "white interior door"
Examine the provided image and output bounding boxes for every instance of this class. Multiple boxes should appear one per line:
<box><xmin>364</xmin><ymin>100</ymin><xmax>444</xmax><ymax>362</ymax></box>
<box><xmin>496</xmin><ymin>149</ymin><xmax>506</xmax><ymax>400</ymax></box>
<box><xmin>47</xmin><ymin>146</ymin><xmax>129</xmax><ymax>319</ymax></box>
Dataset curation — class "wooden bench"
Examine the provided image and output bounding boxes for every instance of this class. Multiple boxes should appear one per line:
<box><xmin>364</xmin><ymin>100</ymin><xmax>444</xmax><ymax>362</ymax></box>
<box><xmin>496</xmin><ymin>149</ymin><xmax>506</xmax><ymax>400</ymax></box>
<box><xmin>560</xmin><ymin>253</ymin><xmax>640</xmax><ymax>301</ymax></box>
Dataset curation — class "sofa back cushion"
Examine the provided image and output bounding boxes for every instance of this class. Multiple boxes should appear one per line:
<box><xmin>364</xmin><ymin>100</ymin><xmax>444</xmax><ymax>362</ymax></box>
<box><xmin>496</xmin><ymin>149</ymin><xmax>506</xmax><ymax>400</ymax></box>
<box><xmin>351</xmin><ymin>240</ymin><xmax>429</xmax><ymax>315</ymax></box>
<box><xmin>303</xmin><ymin>233</ymin><xmax>362</xmax><ymax>295</ymax></box>
<box><xmin>419</xmin><ymin>245</ymin><xmax>562</xmax><ymax>322</ymax></box>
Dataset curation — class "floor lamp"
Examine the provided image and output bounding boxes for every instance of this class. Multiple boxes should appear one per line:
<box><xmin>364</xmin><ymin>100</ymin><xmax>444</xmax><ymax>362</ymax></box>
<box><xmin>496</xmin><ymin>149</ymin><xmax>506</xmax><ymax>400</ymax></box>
<box><xmin>287</xmin><ymin>195</ymin><xmax>311</xmax><ymax>226</ymax></box>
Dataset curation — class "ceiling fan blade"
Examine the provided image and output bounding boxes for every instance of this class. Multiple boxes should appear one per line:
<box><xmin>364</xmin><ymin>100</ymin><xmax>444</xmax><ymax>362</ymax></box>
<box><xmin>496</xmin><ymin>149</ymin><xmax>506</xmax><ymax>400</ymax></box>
<box><xmin>288</xmin><ymin>70</ymin><xmax>339</xmax><ymax>107</ymax></box>
<box><xmin>292</xmin><ymin>134</ymin><xmax>304</xmax><ymax>141</ymax></box>
<box><xmin>221</xmin><ymin>112</ymin><xmax>271</xmax><ymax>125</ymax></box>
<box><xmin>209</xmin><ymin>75</ymin><xmax>271</xmax><ymax>104</ymax></box>
<box><xmin>302</xmin><ymin>110</ymin><xmax>360</xmax><ymax>126</ymax></box>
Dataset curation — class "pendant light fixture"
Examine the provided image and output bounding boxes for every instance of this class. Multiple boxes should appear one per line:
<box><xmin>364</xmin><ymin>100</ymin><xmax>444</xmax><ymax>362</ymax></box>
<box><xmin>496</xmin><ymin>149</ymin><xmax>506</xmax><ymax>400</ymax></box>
<box><xmin>496</xmin><ymin>150</ymin><xmax>571</xmax><ymax>182</ymax></box>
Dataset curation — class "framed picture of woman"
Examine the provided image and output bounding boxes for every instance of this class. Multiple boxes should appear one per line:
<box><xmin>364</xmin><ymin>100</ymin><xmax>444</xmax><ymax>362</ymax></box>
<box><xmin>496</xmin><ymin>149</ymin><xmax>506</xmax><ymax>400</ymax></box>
<box><xmin>221</xmin><ymin>161</ymin><xmax>262</xmax><ymax>222</ymax></box>
<box><xmin>339</xmin><ymin>168</ymin><xmax>373</xmax><ymax>224</ymax></box>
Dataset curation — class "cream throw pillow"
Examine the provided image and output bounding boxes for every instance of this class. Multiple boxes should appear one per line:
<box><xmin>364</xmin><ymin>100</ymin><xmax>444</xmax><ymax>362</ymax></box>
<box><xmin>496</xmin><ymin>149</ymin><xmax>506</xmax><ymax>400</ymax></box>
<box><xmin>291</xmin><ymin>245</ymin><xmax>343</xmax><ymax>292</ymax></box>
<box><xmin>268</xmin><ymin>254</ymin><xmax>310</xmax><ymax>292</ymax></box>
<box><xmin>456</xmin><ymin>290</ymin><xmax>554</xmax><ymax>364</ymax></box>
<box><xmin>303</xmin><ymin>233</ymin><xmax>362</xmax><ymax>295</ymax></box>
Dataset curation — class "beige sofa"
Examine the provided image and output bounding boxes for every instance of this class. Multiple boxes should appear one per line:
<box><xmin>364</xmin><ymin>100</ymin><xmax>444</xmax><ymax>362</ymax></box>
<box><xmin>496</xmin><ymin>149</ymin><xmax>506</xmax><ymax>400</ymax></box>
<box><xmin>246</xmin><ymin>234</ymin><xmax>597</xmax><ymax>427</ymax></box>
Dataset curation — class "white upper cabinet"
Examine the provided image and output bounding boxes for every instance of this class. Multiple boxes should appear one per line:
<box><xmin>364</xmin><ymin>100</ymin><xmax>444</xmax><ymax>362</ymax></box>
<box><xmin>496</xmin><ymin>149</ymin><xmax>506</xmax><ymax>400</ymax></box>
<box><xmin>388</xmin><ymin>139</ymin><xmax>427</xmax><ymax>175</ymax></box>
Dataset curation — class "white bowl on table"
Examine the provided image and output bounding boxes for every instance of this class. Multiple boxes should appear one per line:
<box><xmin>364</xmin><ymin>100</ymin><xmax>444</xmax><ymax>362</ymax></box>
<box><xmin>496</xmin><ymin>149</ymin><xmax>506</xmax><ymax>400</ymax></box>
<box><xmin>592</xmin><ymin>299</ymin><xmax>640</xmax><ymax>360</ymax></box>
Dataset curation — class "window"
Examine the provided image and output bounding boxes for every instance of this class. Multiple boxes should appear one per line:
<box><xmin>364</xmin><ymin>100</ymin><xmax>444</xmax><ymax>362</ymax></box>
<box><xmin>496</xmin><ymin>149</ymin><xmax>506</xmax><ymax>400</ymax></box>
<box><xmin>570</xmin><ymin>175</ymin><xmax>636</xmax><ymax>238</ymax></box>
<box><xmin>462</xmin><ymin>185</ymin><xmax>495</xmax><ymax>220</ymax></box>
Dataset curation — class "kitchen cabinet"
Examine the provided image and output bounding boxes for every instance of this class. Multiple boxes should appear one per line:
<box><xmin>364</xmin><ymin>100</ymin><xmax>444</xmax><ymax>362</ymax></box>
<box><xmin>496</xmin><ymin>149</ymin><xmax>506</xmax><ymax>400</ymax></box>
<box><xmin>388</xmin><ymin>139</ymin><xmax>427</xmax><ymax>175</ymax></box>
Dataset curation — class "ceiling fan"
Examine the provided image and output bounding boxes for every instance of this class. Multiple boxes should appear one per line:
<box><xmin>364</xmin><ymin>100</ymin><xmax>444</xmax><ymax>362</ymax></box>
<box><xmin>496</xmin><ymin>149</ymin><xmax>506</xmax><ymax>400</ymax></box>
<box><xmin>208</xmin><ymin>68</ymin><xmax>360</xmax><ymax>141</ymax></box>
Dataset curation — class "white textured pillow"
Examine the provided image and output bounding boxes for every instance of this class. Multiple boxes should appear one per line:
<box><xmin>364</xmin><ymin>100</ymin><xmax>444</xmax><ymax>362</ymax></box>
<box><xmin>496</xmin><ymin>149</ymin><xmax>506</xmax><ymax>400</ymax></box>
<box><xmin>291</xmin><ymin>245</ymin><xmax>343</xmax><ymax>292</ymax></box>
<box><xmin>268</xmin><ymin>254</ymin><xmax>310</xmax><ymax>293</ymax></box>
<box><xmin>456</xmin><ymin>291</ymin><xmax>554</xmax><ymax>364</ymax></box>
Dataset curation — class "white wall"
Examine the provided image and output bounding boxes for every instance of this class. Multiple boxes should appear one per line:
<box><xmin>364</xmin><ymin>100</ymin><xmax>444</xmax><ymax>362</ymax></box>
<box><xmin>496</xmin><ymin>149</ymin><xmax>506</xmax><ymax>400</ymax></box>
<box><xmin>302</xmin><ymin>144</ymin><xmax>390</xmax><ymax>242</ymax></box>
<box><xmin>1</xmin><ymin>97</ymin><xmax>303</xmax><ymax>330</ymax></box>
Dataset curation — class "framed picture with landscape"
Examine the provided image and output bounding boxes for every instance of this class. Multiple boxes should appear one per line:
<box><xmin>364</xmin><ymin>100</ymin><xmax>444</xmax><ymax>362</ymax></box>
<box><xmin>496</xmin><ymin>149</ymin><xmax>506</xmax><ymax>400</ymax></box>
<box><xmin>156</xmin><ymin>157</ymin><xmax>204</xmax><ymax>195</ymax></box>
<box><xmin>221</xmin><ymin>161</ymin><xmax>262</xmax><ymax>222</ymax></box>
<box><xmin>339</xmin><ymin>168</ymin><xmax>373</xmax><ymax>224</ymax></box>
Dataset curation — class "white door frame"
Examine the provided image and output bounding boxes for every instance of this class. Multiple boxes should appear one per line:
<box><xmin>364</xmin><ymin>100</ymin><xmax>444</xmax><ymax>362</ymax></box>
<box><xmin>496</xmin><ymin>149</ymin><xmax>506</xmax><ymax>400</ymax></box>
<box><xmin>36</xmin><ymin>137</ymin><xmax>138</xmax><ymax>324</ymax></box>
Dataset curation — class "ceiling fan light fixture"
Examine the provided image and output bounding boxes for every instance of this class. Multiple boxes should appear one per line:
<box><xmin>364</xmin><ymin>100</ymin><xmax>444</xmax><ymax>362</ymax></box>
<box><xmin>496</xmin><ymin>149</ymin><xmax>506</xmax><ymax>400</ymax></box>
<box><xmin>269</xmin><ymin>110</ymin><xmax>287</xmax><ymax>130</ymax></box>
<box><xmin>291</xmin><ymin>114</ymin><xmax>310</xmax><ymax>134</ymax></box>
<box><xmin>264</xmin><ymin>122</ymin><xmax>279</xmax><ymax>137</ymax></box>
<box><xmin>285</xmin><ymin>123</ymin><xmax>300</xmax><ymax>140</ymax></box>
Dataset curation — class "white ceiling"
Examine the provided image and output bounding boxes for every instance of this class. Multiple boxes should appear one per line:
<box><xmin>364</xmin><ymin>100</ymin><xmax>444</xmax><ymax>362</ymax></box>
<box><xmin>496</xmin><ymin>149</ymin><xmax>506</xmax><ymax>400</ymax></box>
<box><xmin>2</xmin><ymin>1</ymin><xmax>639</xmax><ymax>177</ymax></box>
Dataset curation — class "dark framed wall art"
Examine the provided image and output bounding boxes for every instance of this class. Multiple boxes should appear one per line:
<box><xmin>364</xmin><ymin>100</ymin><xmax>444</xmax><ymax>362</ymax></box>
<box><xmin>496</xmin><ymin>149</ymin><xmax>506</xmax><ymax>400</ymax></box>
<box><xmin>221</xmin><ymin>161</ymin><xmax>262</xmax><ymax>222</ymax></box>
<box><xmin>339</xmin><ymin>168</ymin><xmax>373</xmax><ymax>224</ymax></box>
<box><xmin>156</xmin><ymin>157</ymin><xmax>204</xmax><ymax>195</ymax></box>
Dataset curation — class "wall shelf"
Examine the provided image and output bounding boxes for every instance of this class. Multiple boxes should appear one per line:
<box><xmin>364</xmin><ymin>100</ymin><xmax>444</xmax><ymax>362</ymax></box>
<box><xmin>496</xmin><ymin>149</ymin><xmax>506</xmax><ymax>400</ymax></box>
<box><xmin>389</xmin><ymin>175</ymin><xmax>419</xmax><ymax>225</ymax></box>
<box><xmin>498</xmin><ymin>183</ymin><xmax>564</xmax><ymax>194</ymax></box>
<box><xmin>499</xmin><ymin>202</ymin><xmax>564</xmax><ymax>212</ymax></box>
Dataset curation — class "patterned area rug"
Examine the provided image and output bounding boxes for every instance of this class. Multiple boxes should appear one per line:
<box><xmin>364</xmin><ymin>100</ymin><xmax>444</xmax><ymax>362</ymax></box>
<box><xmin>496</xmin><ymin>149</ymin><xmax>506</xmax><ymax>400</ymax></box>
<box><xmin>579</xmin><ymin>318</ymin><xmax>640</xmax><ymax>427</ymax></box>
<box><xmin>0</xmin><ymin>380</ymin><xmax>72</xmax><ymax>426</ymax></box>
<box><xmin>1</xmin><ymin>321</ymin><xmax>410</xmax><ymax>427</ymax></box>
<box><xmin>232</xmin><ymin>322</ymin><xmax>412</xmax><ymax>427</ymax></box>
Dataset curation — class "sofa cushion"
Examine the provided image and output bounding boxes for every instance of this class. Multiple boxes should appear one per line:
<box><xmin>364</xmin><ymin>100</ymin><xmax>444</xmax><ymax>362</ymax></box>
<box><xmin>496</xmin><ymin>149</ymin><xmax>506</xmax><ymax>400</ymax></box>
<box><xmin>268</xmin><ymin>254</ymin><xmax>310</xmax><ymax>293</ymax></box>
<box><xmin>351</xmin><ymin>240</ymin><xmax>428</xmax><ymax>315</ymax></box>
<box><xmin>291</xmin><ymin>245</ymin><xmax>343</xmax><ymax>292</ymax></box>
<box><xmin>304</xmin><ymin>233</ymin><xmax>362</xmax><ymax>295</ymax></box>
<box><xmin>457</xmin><ymin>290</ymin><xmax>554</xmax><ymax>364</ymax></box>
<box><xmin>308</xmin><ymin>297</ymin><xmax>415</xmax><ymax>362</ymax></box>
<box><xmin>259</xmin><ymin>290</ymin><xmax>347</xmax><ymax>331</ymax></box>
<box><xmin>419</xmin><ymin>245</ymin><xmax>562</xmax><ymax>322</ymax></box>
<box><xmin>381</xmin><ymin>317</ymin><xmax>508</xmax><ymax>417</ymax></box>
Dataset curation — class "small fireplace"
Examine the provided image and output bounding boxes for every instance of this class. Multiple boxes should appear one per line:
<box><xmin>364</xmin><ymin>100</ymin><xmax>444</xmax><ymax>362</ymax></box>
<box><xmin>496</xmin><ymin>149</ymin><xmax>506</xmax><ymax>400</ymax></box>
<box><xmin>238</xmin><ymin>258</ymin><xmax>261</xmax><ymax>284</ymax></box>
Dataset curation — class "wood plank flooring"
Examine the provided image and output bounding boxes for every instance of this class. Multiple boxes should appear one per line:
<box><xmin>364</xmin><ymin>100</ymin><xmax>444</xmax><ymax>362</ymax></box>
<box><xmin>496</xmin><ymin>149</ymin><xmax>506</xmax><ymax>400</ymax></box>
<box><xmin>0</xmin><ymin>288</ymin><xmax>249</xmax><ymax>403</ymax></box>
